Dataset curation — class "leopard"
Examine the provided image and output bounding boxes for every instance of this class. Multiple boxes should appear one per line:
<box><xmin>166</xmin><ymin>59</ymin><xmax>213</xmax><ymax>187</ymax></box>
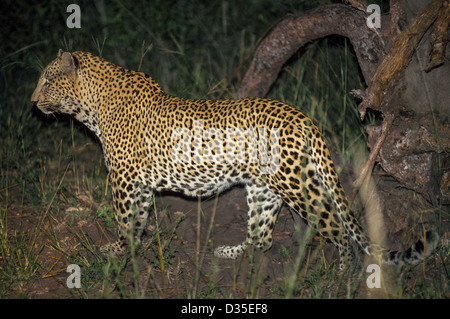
<box><xmin>31</xmin><ymin>50</ymin><xmax>439</xmax><ymax>271</ymax></box>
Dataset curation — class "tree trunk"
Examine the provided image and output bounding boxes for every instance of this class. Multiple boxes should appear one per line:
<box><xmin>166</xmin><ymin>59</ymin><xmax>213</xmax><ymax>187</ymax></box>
<box><xmin>237</xmin><ymin>0</ymin><xmax>449</xmax><ymax>239</ymax></box>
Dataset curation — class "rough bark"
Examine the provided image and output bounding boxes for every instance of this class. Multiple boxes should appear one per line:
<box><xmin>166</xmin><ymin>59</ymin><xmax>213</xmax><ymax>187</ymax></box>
<box><xmin>354</xmin><ymin>0</ymin><xmax>444</xmax><ymax>119</ymax></box>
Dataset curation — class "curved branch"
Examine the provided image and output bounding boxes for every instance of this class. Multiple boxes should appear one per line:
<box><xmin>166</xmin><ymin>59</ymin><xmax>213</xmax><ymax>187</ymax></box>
<box><xmin>237</xmin><ymin>4</ymin><xmax>384</xmax><ymax>98</ymax></box>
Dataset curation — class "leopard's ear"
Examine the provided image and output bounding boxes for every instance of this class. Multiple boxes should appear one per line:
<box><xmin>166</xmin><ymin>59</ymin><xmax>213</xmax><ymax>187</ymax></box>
<box><xmin>57</xmin><ymin>49</ymin><xmax>63</xmax><ymax>58</ymax></box>
<box><xmin>61</xmin><ymin>52</ymin><xmax>79</xmax><ymax>77</ymax></box>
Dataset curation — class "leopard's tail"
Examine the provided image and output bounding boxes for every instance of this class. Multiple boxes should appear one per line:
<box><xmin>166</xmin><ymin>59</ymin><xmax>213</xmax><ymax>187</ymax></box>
<box><xmin>330</xmin><ymin>180</ymin><xmax>440</xmax><ymax>266</ymax></box>
<box><xmin>310</xmin><ymin>126</ymin><xmax>440</xmax><ymax>266</ymax></box>
<box><xmin>327</xmin><ymin>174</ymin><xmax>439</xmax><ymax>266</ymax></box>
<box><xmin>378</xmin><ymin>231</ymin><xmax>440</xmax><ymax>266</ymax></box>
<box><xmin>325</xmin><ymin>167</ymin><xmax>440</xmax><ymax>266</ymax></box>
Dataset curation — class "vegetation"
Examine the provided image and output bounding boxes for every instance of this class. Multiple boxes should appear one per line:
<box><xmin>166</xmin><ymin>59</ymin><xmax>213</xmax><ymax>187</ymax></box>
<box><xmin>1</xmin><ymin>0</ymin><xmax>448</xmax><ymax>298</ymax></box>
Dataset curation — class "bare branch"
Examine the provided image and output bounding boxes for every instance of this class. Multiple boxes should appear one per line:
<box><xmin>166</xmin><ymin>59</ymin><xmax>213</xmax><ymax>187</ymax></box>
<box><xmin>237</xmin><ymin>4</ymin><xmax>384</xmax><ymax>98</ymax></box>
<box><xmin>357</xmin><ymin>0</ymin><xmax>444</xmax><ymax>119</ymax></box>
<box><xmin>350</xmin><ymin>113</ymin><xmax>395</xmax><ymax>203</ymax></box>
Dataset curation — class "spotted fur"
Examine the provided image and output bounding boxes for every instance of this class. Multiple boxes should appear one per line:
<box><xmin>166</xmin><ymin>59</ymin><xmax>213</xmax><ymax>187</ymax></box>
<box><xmin>31</xmin><ymin>50</ymin><xmax>439</xmax><ymax>270</ymax></box>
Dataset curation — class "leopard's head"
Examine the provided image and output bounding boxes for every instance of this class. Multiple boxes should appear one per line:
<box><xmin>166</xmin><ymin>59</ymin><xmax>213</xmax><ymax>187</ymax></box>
<box><xmin>31</xmin><ymin>50</ymin><xmax>82</xmax><ymax>116</ymax></box>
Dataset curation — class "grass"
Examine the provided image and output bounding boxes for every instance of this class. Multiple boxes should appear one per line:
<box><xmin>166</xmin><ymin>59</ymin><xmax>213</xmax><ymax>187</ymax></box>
<box><xmin>1</xmin><ymin>0</ymin><xmax>448</xmax><ymax>299</ymax></box>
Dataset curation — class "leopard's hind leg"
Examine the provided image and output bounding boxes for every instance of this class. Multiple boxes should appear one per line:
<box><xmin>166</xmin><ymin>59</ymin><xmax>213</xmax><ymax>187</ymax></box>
<box><xmin>263</xmin><ymin>153</ymin><xmax>354</xmax><ymax>271</ymax></box>
<box><xmin>214</xmin><ymin>184</ymin><xmax>282</xmax><ymax>259</ymax></box>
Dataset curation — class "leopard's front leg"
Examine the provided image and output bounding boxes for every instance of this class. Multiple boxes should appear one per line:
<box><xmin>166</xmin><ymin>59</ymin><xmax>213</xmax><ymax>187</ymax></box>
<box><xmin>100</xmin><ymin>171</ymin><xmax>153</xmax><ymax>256</ymax></box>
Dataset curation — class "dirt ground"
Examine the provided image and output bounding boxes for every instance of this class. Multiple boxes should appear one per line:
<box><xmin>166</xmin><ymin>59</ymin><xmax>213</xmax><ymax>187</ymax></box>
<box><xmin>4</xmin><ymin>186</ymin><xmax>303</xmax><ymax>298</ymax></box>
